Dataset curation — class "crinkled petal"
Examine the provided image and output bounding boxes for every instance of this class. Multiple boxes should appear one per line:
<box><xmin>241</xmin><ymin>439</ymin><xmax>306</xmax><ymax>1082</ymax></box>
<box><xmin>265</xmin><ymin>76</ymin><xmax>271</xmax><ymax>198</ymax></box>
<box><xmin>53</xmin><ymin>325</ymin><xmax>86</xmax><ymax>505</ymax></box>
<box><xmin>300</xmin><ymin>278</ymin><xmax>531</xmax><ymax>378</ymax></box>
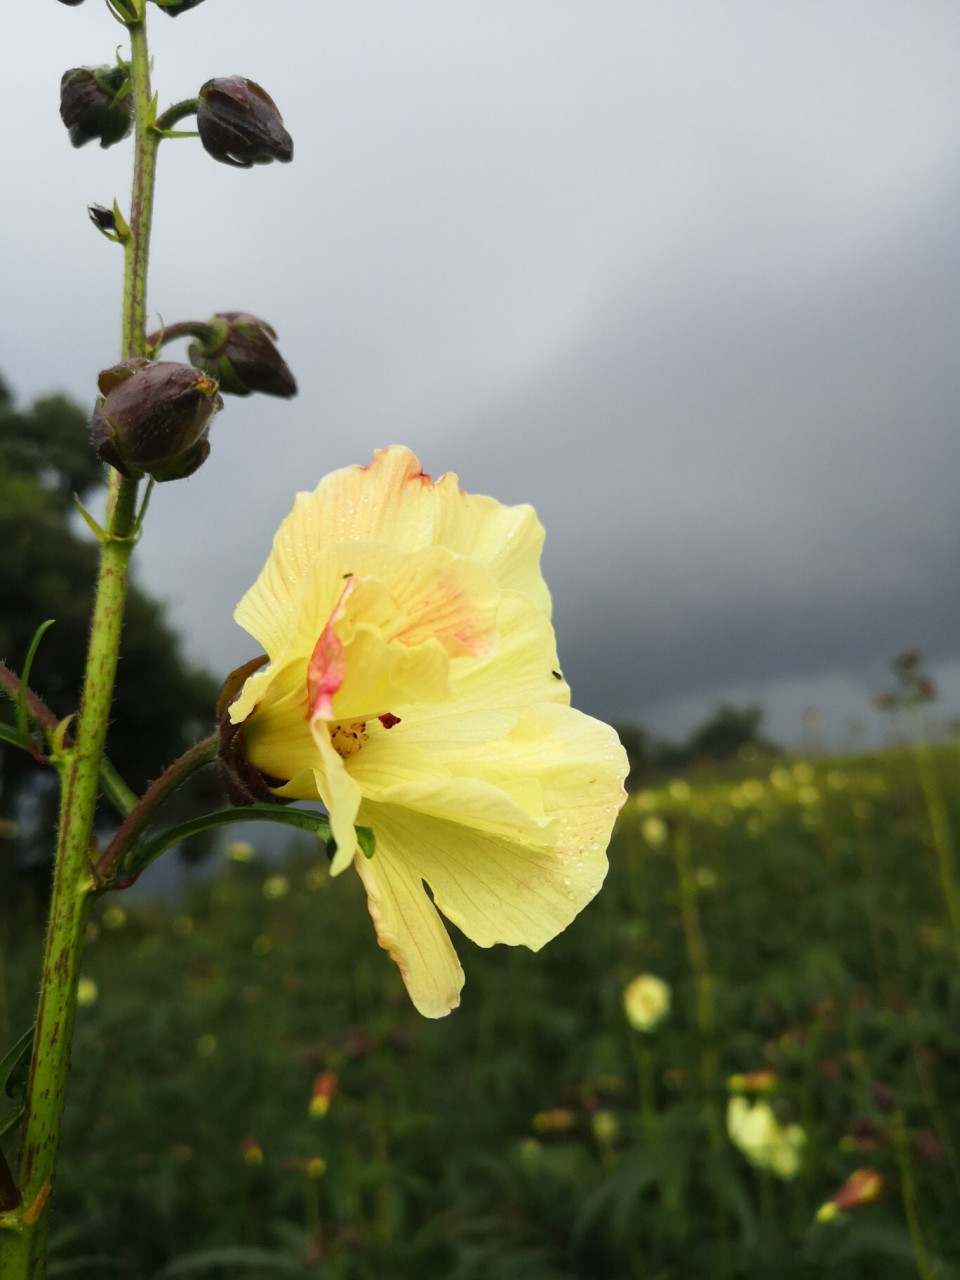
<box><xmin>354</xmin><ymin>839</ymin><xmax>464</xmax><ymax>1017</ymax></box>
<box><xmin>234</xmin><ymin>447</ymin><xmax>549</xmax><ymax>656</ymax></box>
<box><xmin>396</xmin><ymin>592</ymin><xmax>570</xmax><ymax>755</ymax></box>
<box><xmin>357</xmin><ymin>700</ymin><xmax>625</xmax><ymax>951</ymax></box>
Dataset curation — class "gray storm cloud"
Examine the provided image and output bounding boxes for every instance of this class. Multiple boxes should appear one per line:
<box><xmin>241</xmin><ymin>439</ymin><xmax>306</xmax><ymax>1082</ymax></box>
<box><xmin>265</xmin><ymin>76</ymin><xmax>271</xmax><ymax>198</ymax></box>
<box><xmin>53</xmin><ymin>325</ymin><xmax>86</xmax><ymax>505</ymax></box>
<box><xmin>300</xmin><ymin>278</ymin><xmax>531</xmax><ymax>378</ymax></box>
<box><xmin>3</xmin><ymin>0</ymin><xmax>959</xmax><ymax>744</ymax></box>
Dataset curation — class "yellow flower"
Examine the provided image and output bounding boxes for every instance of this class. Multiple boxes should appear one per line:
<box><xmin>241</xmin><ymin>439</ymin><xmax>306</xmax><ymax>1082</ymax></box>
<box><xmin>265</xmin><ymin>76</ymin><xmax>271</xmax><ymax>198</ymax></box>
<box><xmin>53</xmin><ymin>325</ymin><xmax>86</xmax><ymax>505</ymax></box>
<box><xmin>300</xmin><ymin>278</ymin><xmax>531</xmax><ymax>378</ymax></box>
<box><xmin>228</xmin><ymin>447</ymin><xmax>628</xmax><ymax>1018</ymax></box>
<box><xmin>727</xmin><ymin>1097</ymin><xmax>806</xmax><ymax>1180</ymax></box>
<box><xmin>623</xmin><ymin>973</ymin><xmax>671</xmax><ymax>1032</ymax></box>
<box><xmin>76</xmin><ymin>976</ymin><xmax>98</xmax><ymax>1007</ymax></box>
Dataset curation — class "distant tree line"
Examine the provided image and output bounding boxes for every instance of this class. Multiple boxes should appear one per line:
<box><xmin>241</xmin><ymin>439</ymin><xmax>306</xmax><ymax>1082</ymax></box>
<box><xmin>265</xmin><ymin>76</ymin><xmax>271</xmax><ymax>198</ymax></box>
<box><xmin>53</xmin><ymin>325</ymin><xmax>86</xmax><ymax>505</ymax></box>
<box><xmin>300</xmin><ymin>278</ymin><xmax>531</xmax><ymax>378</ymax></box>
<box><xmin>0</xmin><ymin>377</ymin><xmax>222</xmax><ymax>920</ymax></box>
<box><xmin>614</xmin><ymin>702</ymin><xmax>780</xmax><ymax>790</ymax></box>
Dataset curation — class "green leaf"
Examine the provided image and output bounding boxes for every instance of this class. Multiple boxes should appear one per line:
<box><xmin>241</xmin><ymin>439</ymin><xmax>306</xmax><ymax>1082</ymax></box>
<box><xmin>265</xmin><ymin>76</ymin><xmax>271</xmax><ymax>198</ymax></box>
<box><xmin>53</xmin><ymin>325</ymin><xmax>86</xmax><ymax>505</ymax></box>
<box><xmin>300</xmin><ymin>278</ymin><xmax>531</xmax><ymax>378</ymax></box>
<box><xmin>16</xmin><ymin>620</ymin><xmax>55</xmax><ymax>746</ymax></box>
<box><xmin>47</xmin><ymin>1259</ymin><xmax>137</xmax><ymax>1277</ymax></box>
<box><xmin>0</xmin><ymin>1026</ymin><xmax>34</xmax><ymax>1103</ymax></box>
<box><xmin>154</xmin><ymin>1247</ymin><xmax>303</xmax><ymax>1277</ymax></box>
<box><xmin>119</xmin><ymin>805</ymin><xmax>331</xmax><ymax>884</ymax></box>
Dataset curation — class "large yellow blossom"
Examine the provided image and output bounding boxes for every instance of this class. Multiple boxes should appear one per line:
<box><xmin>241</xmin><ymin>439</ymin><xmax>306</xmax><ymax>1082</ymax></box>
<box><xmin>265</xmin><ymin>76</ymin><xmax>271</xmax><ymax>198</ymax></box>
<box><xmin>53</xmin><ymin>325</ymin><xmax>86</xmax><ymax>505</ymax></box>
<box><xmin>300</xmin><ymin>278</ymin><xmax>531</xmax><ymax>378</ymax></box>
<box><xmin>228</xmin><ymin>446</ymin><xmax>628</xmax><ymax>1017</ymax></box>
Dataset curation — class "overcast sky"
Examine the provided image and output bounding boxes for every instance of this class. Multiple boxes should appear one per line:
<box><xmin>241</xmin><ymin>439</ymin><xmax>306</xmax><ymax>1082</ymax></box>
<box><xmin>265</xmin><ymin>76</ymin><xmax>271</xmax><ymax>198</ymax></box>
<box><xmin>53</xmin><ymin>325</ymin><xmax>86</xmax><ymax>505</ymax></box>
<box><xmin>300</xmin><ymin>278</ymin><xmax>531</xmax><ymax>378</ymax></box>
<box><xmin>3</xmin><ymin>1</ymin><xmax>960</xmax><ymax>746</ymax></box>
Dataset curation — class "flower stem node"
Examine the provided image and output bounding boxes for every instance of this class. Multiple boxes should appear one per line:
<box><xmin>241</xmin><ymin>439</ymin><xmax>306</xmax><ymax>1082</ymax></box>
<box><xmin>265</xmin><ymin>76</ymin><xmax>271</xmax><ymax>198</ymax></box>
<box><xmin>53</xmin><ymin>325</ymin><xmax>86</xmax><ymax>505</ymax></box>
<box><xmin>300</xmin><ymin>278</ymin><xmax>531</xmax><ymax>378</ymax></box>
<box><xmin>60</xmin><ymin>65</ymin><xmax>133</xmax><ymax>149</ymax></box>
<box><xmin>197</xmin><ymin>77</ymin><xmax>293</xmax><ymax>168</ymax></box>
<box><xmin>91</xmin><ymin>359</ymin><xmax>223</xmax><ymax>482</ymax></box>
<box><xmin>189</xmin><ymin>313</ymin><xmax>297</xmax><ymax>398</ymax></box>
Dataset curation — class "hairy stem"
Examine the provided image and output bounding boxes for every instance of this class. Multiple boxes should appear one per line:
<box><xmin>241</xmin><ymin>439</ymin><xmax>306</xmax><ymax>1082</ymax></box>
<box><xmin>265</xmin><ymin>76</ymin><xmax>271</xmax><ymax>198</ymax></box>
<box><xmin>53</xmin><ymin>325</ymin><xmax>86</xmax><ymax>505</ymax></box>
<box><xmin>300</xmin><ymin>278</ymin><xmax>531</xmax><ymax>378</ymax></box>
<box><xmin>0</xmin><ymin>5</ymin><xmax>157</xmax><ymax>1273</ymax></box>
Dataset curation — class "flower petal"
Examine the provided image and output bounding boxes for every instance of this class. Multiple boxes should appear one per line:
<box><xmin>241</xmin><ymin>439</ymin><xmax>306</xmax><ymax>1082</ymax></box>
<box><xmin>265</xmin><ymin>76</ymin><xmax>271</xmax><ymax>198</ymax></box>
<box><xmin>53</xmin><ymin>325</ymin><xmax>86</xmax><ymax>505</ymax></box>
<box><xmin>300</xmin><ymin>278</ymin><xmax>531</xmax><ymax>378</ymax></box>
<box><xmin>353</xmin><ymin>840</ymin><xmax>464</xmax><ymax>1017</ymax></box>
<box><xmin>359</xmin><ymin>699</ymin><xmax>624</xmax><ymax>954</ymax></box>
<box><xmin>234</xmin><ymin>447</ymin><xmax>549</xmax><ymax>657</ymax></box>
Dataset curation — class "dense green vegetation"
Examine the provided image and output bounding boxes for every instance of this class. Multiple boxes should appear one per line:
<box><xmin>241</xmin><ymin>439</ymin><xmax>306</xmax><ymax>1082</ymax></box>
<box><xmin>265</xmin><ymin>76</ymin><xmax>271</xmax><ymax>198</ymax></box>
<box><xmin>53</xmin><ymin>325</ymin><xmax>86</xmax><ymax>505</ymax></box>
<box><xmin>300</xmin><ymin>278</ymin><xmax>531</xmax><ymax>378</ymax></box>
<box><xmin>3</xmin><ymin>744</ymin><xmax>959</xmax><ymax>1278</ymax></box>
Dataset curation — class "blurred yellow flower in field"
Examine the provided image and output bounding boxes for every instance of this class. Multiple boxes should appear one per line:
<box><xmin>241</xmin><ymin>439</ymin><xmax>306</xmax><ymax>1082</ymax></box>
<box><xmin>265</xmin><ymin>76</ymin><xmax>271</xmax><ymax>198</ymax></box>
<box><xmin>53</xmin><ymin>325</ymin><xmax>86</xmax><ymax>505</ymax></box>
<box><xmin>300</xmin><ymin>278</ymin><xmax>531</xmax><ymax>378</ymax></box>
<box><xmin>623</xmin><ymin>973</ymin><xmax>671</xmax><ymax>1032</ymax></box>
<box><xmin>591</xmin><ymin>1111</ymin><xmax>619</xmax><ymax>1144</ymax></box>
<box><xmin>641</xmin><ymin>815</ymin><xmax>668</xmax><ymax>848</ymax></box>
<box><xmin>668</xmin><ymin>779</ymin><xmax>691</xmax><ymax>801</ymax></box>
<box><xmin>226</xmin><ymin>839</ymin><xmax>256</xmax><ymax>862</ymax></box>
<box><xmin>727</xmin><ymin>1097</ymin><xmax>805</xmax><ymax>1179</ymax></box>
<box><xmin>101</xmin><ymin>906</ymin><xmax>127</xmax><ymax>931</ymax></box>
<box><xmin>76</xmin><ymin>977</ymin><xmax>98</xmax><ymax>1007</ymax></box>
<box><xmin>262</xmin><ymin>874</ymin><xmax>289</xmax><ymax>900</ymax></box>
<box><xmin>532</xmin><ymin>1107</ymin><xmax>577</xmax><ymax>1133</ymax></box>
<box><xmin>228</xmin><ymin>447</ymin><xmax>628</xmax><ymax>1018</ymax></box>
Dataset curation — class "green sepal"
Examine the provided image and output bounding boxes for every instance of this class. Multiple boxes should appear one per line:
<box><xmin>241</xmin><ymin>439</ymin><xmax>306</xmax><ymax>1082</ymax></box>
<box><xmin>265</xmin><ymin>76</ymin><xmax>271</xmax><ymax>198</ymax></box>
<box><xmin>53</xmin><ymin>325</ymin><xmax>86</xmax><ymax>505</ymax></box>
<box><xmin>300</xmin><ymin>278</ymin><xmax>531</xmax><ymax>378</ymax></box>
<box><xmin>326</xmin><ymin>825</ymin><xmax>376</xmax><ymax>863</ymax></box>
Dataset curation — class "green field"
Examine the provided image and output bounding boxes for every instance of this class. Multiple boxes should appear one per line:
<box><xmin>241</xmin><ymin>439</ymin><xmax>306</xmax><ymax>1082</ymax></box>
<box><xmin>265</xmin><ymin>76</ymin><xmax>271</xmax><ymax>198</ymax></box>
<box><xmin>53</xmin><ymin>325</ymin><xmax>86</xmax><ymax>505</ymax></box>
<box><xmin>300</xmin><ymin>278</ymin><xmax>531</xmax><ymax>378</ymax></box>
<box><xmin>3</xmin><ymin>745</ymin><xmax>959</xmax><ymax>1278</ymax></box>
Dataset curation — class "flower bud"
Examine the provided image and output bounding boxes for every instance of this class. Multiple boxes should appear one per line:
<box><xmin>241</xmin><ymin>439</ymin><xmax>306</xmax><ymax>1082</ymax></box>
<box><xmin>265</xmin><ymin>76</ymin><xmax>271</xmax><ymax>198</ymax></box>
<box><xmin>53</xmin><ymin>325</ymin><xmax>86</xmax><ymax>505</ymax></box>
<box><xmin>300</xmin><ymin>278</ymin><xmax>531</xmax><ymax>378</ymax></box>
<box><xmin>815</xmin><ymin>1167</ymin><xmax>885</xmax><ymax>1221</ymax></box>
<box><xmin>91</xmin><ymin>359</ymin><xmax>222</xmax><ymax>482</ymax></box>
<box><xmin>309</xmin><ymin>1072</ymin><xmax>339</xmax><ymax>1119</ymax></box>
<box><xmin>151</xmin><ymin>0</ymin><xmax>206</xmax><ymax>13</ymax></box>
<box><xmin>188</xmin><ymin>313</ymin><xmax>297</xmax><ymax>398</ymax></box>
<box><xmin>197</xmin><ymin>77</ymin><xmax>293</xmax><ymax>168</ymax></box>
<box><xmin>60</xmin><ymin>65</ymin><xmax>132</xmax><ymax>150</ymax></box>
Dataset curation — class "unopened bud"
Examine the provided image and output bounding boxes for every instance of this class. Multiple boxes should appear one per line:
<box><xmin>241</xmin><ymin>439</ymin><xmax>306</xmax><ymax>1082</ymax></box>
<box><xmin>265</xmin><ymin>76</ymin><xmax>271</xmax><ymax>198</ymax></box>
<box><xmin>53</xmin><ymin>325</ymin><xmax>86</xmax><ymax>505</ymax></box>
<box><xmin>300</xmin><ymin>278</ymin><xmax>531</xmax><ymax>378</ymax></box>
<box><xmin>240</xmin><ymin>1136</ymin><xmax>264</xmax><ymax>1167</ymax></box>
<box><xmin>60</xmin><ymin>65</ymin><xmax>132</xmax><ymax>149</ymax></box>
<box><xmin>728</xmin><ymin>1071</ymin><xmax>779</xmax><ymax>1095</ymax></box>
<box><xmin>870</xmin><ymin>1082</ymin><xmax>897</xmax><ymax>1114</ymax></box>
<box><xmin>189</xmin><ymin>313</ymin><xmax>297</xmax><ymax>398</ymax></box>
<box><xmin>309</xmin><ymin>1071</ymin><xmax>339</xmax><ymax>1119</ymax></box>
<box><xmin>151</xmin><ymin>0</ymin><xmax>206</xmax><ymax>13</ymax></box>
<box><xmin>815</xmin><ymin>1167</ymin><xmax>885</xmax><ymax>1222</ymax></box>
<box><xmin>91</xmin><ymin>359</ymin><xmax>222</xmax><ymax>482</ymax></box>
<box><xmin>197</xmin><ymin>77</ymin><xmax>293</xmax><ymax>168</ymax></box>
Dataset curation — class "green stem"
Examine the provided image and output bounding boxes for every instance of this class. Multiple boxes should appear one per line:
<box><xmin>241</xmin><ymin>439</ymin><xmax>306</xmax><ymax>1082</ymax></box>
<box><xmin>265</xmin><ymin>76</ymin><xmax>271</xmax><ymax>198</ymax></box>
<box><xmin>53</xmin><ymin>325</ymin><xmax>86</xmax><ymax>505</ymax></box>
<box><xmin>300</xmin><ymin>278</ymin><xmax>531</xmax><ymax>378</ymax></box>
<box><xmin>93</xmin><ymin>733</ymin><xmax>219</xmax><ymax>886</ymax></box>
<box><xmin>122</xmin><ymin>15</ymin><xmax>159</xmax><ymax>362</ymax></box>
<box><xmin>0</xmin><ymin>5</ymin><xmax>157</xmax><ymax>1272</ymax></box>
<box><xmin>908</xmin><ymin>711</ymin><xmax>960</xmax><ymax>958</ymax></box>
<box><xmin>145</xmin><ymin>318</ymin><xmax>221</xmax><ymax>355</ymax></box>
<box><xmin>154</xmin><ymin>97</ymin><xmax>199</xmax><ymax>133</ymax></box>
<box><xmin>893</xmin><ymin>1109</ymin><xmax>934</xmax><ymax>1280</ymax></box>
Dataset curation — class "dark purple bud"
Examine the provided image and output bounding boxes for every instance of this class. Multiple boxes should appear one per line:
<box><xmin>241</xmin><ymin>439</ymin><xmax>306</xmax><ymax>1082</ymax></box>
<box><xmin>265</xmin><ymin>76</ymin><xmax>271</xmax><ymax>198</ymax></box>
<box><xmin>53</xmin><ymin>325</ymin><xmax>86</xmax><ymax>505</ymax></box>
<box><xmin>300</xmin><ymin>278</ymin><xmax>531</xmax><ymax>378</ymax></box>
<box><xmin>91</xmin><ymin>359</ymin><xmax>222</xmax><ymax>482</ymax></box>
<box><xmin>151</xmin><ymin>0</ymin><xmax>206</xmax><ymax>12</ymax></box>
<box><xmin>197</xmin><ymin>77</ymin><xmax>293</xmax><ymax>168</ymax></box>
<box><xmin>60</xmin><ymin>65</ymin><xmax>132</xmax><ymax>150</ymax></box>
<box><xmin>188</xmin><ymin>313</ymin><xmax>297</xmax><ymax>398</ymax></box>
<box><xmin>870</xmin><ymin>1081</ymin><xmax>897</xmax><ymax>1114</ymax></box>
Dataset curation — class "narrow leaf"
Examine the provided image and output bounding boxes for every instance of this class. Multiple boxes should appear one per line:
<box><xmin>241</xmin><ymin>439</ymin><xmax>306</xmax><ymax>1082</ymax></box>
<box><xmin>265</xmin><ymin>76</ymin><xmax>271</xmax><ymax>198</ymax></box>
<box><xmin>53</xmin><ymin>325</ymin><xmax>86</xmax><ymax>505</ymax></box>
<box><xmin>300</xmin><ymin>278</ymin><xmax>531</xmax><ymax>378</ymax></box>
<box><xmin>16</xmin><ymin>621</ymin><xmax>55</xmax><ymax>746</ymax></box>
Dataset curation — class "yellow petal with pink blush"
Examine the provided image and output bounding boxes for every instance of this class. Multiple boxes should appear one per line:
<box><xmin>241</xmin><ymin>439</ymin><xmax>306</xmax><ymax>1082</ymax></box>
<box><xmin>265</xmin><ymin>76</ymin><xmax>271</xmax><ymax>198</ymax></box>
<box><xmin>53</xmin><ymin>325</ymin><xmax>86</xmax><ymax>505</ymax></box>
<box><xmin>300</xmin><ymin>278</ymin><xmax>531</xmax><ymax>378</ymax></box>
<box><xmin>228</xmin><ymin>446</ymin><xmax>628</xmax><ymax>1016</ymax></box>
<box><xmin>234</xmin><ymin>447</ymin><xmax>547</xmax><ymax>659</ymax></box>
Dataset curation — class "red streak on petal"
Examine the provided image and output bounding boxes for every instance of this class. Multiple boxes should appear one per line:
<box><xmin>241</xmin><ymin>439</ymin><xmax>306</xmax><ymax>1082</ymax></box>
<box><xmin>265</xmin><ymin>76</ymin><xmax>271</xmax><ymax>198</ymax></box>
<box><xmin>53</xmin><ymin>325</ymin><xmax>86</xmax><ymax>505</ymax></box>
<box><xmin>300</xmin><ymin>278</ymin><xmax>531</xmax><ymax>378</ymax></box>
<box><xmin>307</xmin><ymin>580</ymin><xmax>355</xmax><ymax>721</ymax></box>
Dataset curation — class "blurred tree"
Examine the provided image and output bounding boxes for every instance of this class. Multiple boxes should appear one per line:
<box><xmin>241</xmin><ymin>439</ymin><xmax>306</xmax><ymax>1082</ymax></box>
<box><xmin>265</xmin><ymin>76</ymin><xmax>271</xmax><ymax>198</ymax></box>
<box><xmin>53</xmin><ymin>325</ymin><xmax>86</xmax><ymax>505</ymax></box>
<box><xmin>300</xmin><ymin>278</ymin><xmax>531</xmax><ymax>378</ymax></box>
<box><xmin>612</xmin><ymin>722</ymin><xmax>652</xmax><ymax>790</ymax></box>
<box><xmin>0</xmin><ymin>376</ymin><xmax>222</xmax><ymax>918</ymax></box>
<box><xmin>683</xmin><ymin>701</ymin><xmax>777</xmax><ymax>763</ymax></box>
